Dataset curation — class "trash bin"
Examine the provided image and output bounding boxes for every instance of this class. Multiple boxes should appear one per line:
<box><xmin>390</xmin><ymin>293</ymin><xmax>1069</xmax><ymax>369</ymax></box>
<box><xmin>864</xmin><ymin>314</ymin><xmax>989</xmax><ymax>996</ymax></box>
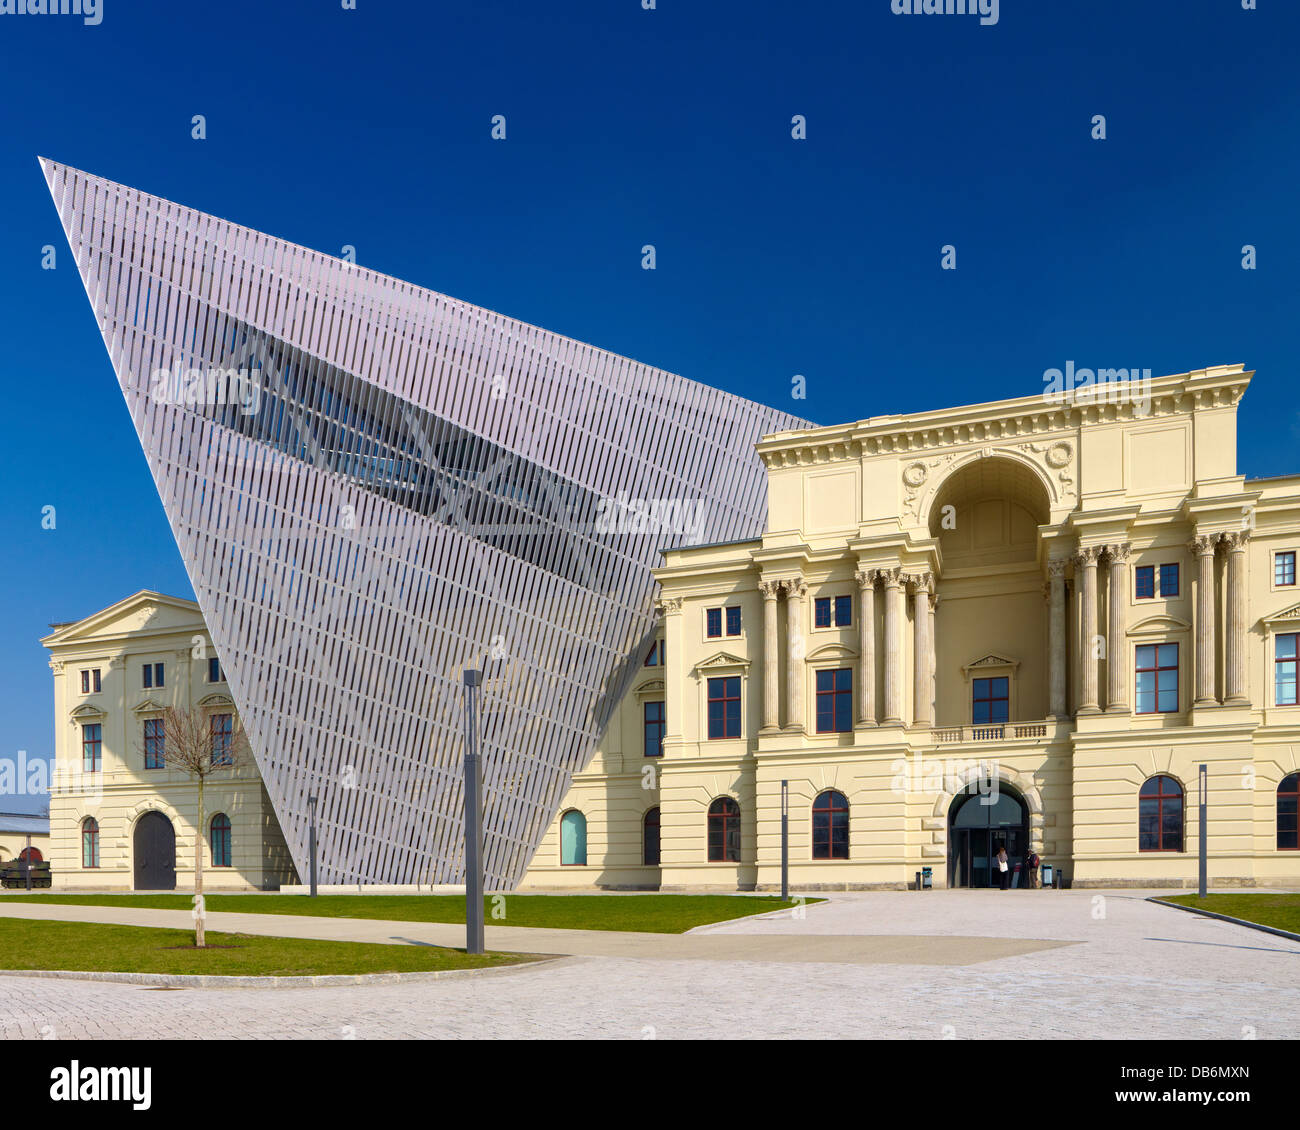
<box><xmin>1041</xmin><ymin>863</ymin><xmax>1053</xmax><ymax>887</ymax></box>
<box><xmin>921</xmin><ymin>866</ymin><xmax>933</xmax><ymax>890</ymax></box>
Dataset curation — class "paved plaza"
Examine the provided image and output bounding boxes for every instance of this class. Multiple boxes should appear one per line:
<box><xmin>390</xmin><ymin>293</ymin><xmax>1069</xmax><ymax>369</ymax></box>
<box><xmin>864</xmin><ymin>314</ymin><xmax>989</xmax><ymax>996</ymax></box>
<box><xmin>0</xmin><ymin>891</ymin><xmax>1296</xmax><ymax>1039</ymax></box>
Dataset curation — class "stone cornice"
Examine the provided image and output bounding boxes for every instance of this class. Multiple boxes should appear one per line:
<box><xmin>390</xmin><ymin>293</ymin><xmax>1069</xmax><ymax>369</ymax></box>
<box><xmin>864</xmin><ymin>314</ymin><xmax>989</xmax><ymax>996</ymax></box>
<box><xmin>756</xmin><ymin>365</ymin><xmax>1251</xmax><ymax>469</ymax></box>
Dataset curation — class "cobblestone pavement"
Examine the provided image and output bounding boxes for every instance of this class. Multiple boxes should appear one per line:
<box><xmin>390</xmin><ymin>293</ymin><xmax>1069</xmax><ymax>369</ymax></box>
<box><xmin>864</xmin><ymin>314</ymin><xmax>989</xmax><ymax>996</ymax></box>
<box><xmin>0</xmin><ymin>891</ymin><xmax>1295</xmax><ymax>1039</ymax></box>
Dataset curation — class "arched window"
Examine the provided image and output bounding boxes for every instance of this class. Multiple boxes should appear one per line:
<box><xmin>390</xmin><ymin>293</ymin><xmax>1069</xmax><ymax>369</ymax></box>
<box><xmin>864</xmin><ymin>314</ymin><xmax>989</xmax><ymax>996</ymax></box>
<box><xmin>707</xmin><ymin>796</ymin><xmax>741</xmax><ymax>862</ymax></box>
<box><xmin>560</xmin><ymin>810</ymin><xmax>587</xmax><ymax>866</ymax></box>
<box><xmin>812</xmin><ymin>790</ymin><xmax>850</xmax><ymax>859</ymax></box>
<box><xmin>82</xmin><ymin>817</ymin><xmax>100</xmax><ymax>868</ymax></box>
<box><xmin>1278</xmin><ymin>773</ymin><xmax>1300</xmax><ymax>851</ymax></box>
<box><xmin>210</xmin><ymin>813</ymin><xmax>232</xmax><ymax>867</ymax></box>
<box><xmin>18</xmin><ymin>846</ymin><xmax>42</xmax><ymax>863</ymax></box>
<box><xmin>1139</xmin><ymin>775</ymin><xmax>1183</xmax><ymax>852</ymax></box>
<box><xmin>643</xmin><ymin>807</ymin><xmax>661</xmax><ymax>866</ymax></box>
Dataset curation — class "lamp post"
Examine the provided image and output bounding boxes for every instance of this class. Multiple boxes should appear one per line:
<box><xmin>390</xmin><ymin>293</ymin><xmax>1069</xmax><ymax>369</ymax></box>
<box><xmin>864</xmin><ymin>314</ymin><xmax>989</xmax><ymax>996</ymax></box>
<box><xmin>463</xmin><ymin>668</ymin><xmax>485</xmax><ymax>955</ymax></box>
<box><xmin>24</xmin><ymin>834</ymin><xmax>31</xmax><ymax>892</ymax></box>
<box><xmin>780</xmin><ymin>779</ymin><xmax>789</xmax><ymax>900</ymax></box>
<box><xmin>1198</xmin><ymin>763</ymin><xmax>1207</xmax><ymax>899</ymax></box>
<box><xmin>307</xmin><ymin>794</ymin><xmax>318</xmax><ymax>898</ymax></box>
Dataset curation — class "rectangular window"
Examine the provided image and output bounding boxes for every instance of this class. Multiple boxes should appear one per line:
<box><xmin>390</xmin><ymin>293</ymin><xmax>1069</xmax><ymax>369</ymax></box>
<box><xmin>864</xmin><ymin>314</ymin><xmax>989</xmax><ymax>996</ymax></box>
<box><xmin>643</xmin><ymin>639</ymin><xmax>665</xmax><ymax>667</ymax></box>
<box><xmin>142</xmin><ymin>664</ymin><xmax>152</xmax><ymax>689</ymax></box>
<box><xmin>706</xmin><ymin>608</ymin><xmax>722</xmax><ymax>639</ymax></box>
<box><xmin>814</xmin><ymin>597</ymin><xmax>831</xmax><ymax>628</ymax></box>
<box><xmin>1159</xmin><ymin>563</ymin><xmax>1179</xmax><ymax>597</ymax></box>
<box><xmin>211</xmin><ymin>713</ymin><xmax>233</xmax><ymax>766</ymax></box>
<box><xmin>707</xmin><ymin>676</ymin><xmax>741</xmax><ymax>739</ymax></box>
<box><xmin>81</xmin><ymin>723</ymin><xmax>102</xmax><ymax>773</ymax></box>
<box><xmin>643</xmin><ymin>700</ymin><xmax>665</xmax><ymax>757</ymax></box>
<box><xmin>144</xmin><ymin>718</ymin><xmax>165</xmax><ymax>769</ymax></box>
<box><xmin>1135</xmin><ymin>566</ymin><xmax>1156</xmax><ymax>599</ymax></box>
<box><xmin>815</xmin><ymin>668</ymin><xmax>853</xmax><ymax>733</ymax></box>
<box><xmin>208</xmin><ymin>656</ymin><xmax>225</xmax><ymax>683</ymax></box>
<box><xmin>80</xmin><ymin>670</ymin><xmax>89</xmax><ymax>694</ymax></box>
<box><xmin>1276</xmin><ymin>633</ymin><xmax>1299</xmax><ymax>707</ymax></box>
<box><xmin>93</xmin><ymin>669</ymin><xmax>101</xmax><ymax>693</ymax></box>
<box><xmin>142</xmin><ymin>662</ymin><xmax>165</xmax><ymax>689</ymax></box>
<box><xmin>1277</xmin><ymin>551</ymin><xmax>1297</xmax><ymax>587</ymax></box>
<box><xmin>834</xmin><ymin>595</ymin><xmax>852</xmax><ymax>627</ymax></box>
<box><xmin>725</xmin><ymin>606</ymin><xmax>742</xmax><ymax>637</ymax></box>
<box><xmin>972</xmin><ymin>677</ymin><xmax>1009</xmax><ymax>724</ymax></box>
<box><xmin>1136</xmin><ymin>643</ymin><xmax>1179</xmax><ymax>714</ymax></box>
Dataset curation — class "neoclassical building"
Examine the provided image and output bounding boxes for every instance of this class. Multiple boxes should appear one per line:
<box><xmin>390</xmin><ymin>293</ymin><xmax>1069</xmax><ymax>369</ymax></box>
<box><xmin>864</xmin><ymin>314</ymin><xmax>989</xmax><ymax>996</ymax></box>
<box><xmin>521</xmin><ymin>365</ymin><xmax>1300</xmax><ymax>890</ymax></box>
<box><xmin>42</xmin><ymin>592</ymin><xmax>294</xmax><ymax>891</ymax></box>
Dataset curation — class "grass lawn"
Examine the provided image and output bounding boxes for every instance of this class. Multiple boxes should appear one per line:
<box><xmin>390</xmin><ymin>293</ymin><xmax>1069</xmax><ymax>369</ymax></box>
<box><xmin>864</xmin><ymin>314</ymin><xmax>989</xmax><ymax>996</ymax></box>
<box><xmin>1165</xmin><ymin>893</ymin><xmax>1300</xmax><ymax>934</ymax></box>
<box><xmin>0</xmin><ymin>918</ymin><xmax>530</xmax><ymax>976</ymax></box>
<box><xmin>0</xmin><ymin>893</ymin><xmax>815</xmax><ymax>934</ymax></box>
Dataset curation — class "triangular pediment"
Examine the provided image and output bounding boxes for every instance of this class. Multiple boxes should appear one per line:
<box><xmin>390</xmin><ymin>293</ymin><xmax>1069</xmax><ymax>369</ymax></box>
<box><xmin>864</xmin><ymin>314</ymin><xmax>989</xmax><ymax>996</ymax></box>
<box><xmin>692</xmin><ymin>651</ymin><xmax>750</xmax><ymax>675</ymax></box>
<box><xmin>1263</xmin><ymin>602</ymin><xmax>1300</xmax><ymax>626</ymax></box>
<box><xmin>132</xmin><ymin>697</ymin><xmax>167</xmax><ymax>716</ymax></box>
<box><xmin>42</xmin><ymin>590</ymin><xmax>202</xmax><ymax>647</ymax></box>
<box><xmin>962</xmin><ymin>653</ymin><xmax>1020</xmax><ymax>678</ymax></box>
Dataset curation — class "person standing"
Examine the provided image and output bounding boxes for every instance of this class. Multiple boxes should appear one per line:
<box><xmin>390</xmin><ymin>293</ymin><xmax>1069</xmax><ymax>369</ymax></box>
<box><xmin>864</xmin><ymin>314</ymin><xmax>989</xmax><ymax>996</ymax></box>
<box><xmin>1028</xmin><ymin>850</ymin><xmax>1040</xmax><ymax>889</ymax></box>
<box><xmin>997</xmin><ymin>844</ymin><xmax>1009</xmax><ymax>890</ymax></box>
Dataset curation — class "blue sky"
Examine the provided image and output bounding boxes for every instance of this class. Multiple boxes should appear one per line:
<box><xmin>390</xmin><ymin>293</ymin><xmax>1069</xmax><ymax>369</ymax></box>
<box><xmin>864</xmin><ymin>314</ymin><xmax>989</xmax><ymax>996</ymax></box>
<box><xmin>0</xmin><ymin>0</ymin><xmax>1296</xmax><ymax>811</ymax></box>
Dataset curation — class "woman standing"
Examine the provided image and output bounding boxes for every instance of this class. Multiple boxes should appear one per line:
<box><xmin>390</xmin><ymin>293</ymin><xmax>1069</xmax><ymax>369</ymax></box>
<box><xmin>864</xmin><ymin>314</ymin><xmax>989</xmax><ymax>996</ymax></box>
<box><xmin>997</xmin><ymin>844</ymin><xmax>1009</xmax><ymax>890</ymax></box>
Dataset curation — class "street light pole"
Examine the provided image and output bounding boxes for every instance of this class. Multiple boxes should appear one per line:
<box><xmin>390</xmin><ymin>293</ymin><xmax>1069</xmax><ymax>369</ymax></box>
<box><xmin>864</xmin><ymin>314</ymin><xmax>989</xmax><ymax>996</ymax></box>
<box><xmin>307</xmin><ymin>794</ymin><xmax>318</xmax><ymax>898</ymax></box>
<box><xmin>780</xmin><ymin>779</ymin><xmax>789</xmax><ymax>901</ymax></box>
<box><xmin>1198</xmin><ymin>763</ymin><xmax>1207</xmax><ymax>899</ymax></box>
<box><xmin>463</xmin><ymin>668</ymin><xmax>485</xmax><ymax>955</ymax></box>
<box><xmin>24</xmin><ymin>833</ymin><xmax>31</xmax><ymax>892</ymax></box>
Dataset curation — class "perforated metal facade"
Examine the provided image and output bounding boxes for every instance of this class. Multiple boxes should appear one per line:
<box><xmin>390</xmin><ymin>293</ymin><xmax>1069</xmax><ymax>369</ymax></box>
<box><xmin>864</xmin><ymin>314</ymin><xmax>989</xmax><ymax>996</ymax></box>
<box><xmin>42</xmin><ymin>158</ymin><xmax>811</xmax><ymax>887</ymax></box>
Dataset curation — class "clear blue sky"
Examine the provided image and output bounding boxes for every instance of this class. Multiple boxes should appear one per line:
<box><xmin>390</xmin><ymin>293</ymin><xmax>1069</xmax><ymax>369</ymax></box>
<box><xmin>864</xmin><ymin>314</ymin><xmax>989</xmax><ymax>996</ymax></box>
<box><xmin>1</xmin><ymin>0</ymin><xmax>1296</xmax><ymax>811</ymax></box>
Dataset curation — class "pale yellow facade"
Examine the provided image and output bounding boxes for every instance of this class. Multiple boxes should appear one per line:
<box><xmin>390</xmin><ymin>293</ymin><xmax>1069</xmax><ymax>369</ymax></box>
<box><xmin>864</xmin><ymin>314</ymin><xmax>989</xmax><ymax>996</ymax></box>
<box><xmin>42</xmin><ymin>592</ymin><xmax>295</xmax><ymax>891</ymax></box>
<box><xmin>522</xmin><ymin>365</ymin><xmax>1300</xmax><ymax>890</ymax></box>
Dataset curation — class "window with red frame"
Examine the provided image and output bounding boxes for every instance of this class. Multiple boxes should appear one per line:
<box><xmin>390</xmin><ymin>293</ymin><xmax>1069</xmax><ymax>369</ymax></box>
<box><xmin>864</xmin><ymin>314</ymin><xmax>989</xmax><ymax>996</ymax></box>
<box><xmin>706</xmin><ymin>676</ymin><xmax>741</xmax><ymax>739</ymax></box>
<box><xmin>81</xmin><ymin>723</ymin><xmax>102</xmax><ymax>773</ymax></box>
<box><xmin>1275</xmin><ymin>633</ymin><xmax>1298</xmax><ymax>706</ymax></box>
<box><xmin>1278</xmin><ymin>773</ymin><xmax>1299</xmax><ymax>851</ymax></box>
<box><xmin>1135</xmin><ymin>643</ymin><xmax>1178</xmax><ymax>714</ymax></box>
<box><xmin>811</xmin><ymin>790</ymin><xmax>849</xmax><ymax>859</ymax></box>
<box><xmin>1139</xmin><ymin>775</ymin><xmax>1183</xmax><ymax>852</ymax></box>
<box><xmin>815</xmin><ymin>668</ymin><xmax>853</xmax><ymax>733</ymax></box>
<box><xmin>707</xmin><ymin>796</ymin><xmax>740</xmax><ymax>862</ymax></box>
<box><xmin>643</xmin><ymin>639</ymin><xmax>665</xmax><ymax>667</ymax></box>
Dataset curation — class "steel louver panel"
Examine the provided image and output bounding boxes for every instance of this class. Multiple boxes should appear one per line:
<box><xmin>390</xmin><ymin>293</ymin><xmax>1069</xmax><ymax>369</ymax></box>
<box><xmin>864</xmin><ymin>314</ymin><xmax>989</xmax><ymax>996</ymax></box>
<box><xmin>42</xmin><ymin>157</ymin><xmax>813</xmax><ymax>888</ymax></box>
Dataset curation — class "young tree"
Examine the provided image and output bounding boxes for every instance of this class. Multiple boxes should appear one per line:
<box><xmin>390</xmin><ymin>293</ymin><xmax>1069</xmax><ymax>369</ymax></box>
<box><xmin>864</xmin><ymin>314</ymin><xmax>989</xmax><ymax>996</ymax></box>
<box><xmin>154</xmin><ymin>706</ymin><xmax>250</xmax><ymax>947</ymax></box>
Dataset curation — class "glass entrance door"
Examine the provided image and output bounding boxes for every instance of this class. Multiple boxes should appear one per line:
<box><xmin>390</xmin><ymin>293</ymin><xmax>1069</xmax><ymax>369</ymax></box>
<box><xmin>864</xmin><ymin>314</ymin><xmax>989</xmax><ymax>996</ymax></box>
<box><xmin>948</xmin><ymin>787</ymin><xmax>1028</xmax><ymax>888</ymax></box>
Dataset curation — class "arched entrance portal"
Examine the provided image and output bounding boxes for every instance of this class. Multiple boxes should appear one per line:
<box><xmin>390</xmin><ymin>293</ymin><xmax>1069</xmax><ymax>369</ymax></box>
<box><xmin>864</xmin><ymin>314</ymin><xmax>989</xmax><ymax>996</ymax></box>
<box><xmin>948</xmin><ymin>784</ymin><xmax>1029</xmax><ymax>888</ymax></box>
<box><xmin>133</xmin><ymin>811</ymin><xmax>177</xmax><ymax>891</ymax></box>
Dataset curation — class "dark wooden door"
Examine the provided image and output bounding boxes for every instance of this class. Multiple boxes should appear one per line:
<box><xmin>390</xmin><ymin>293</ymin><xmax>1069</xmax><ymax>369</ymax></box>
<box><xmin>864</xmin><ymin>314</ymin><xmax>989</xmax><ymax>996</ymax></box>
<box><xmin>133</xmin><ymin>811</ymin><xmax>176</xmax><ymax>890</ymax></box>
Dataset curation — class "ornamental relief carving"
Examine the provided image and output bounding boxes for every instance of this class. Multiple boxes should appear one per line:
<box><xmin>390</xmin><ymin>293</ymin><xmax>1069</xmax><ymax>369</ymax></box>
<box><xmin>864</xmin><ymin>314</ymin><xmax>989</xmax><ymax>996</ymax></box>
<box><xmin>901</xmin><ymin>438</ymin><xmax>1077</xmax><ymax>522</ymax></box>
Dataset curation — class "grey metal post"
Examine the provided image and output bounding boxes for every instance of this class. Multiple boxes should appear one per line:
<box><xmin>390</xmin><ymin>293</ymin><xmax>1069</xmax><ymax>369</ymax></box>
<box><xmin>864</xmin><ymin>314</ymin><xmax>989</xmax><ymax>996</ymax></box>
<box><xmin>780</xmin><ymin>779</ymin><xmax>789</xmax><ymax>900</ymax></box>
<box><xmin>307</xmin><ymin>795</ymin><xmax>318</xmax><ymax>897</ymax></box>
<box><xmin>463</xmin><ymin>669</ymin><xmax>485</xmax><ymax>955</ymax></box>
<box><xmin>1198</xmin><ymin>763</ymin><xmax>1207</xmax><ymax>899</ymax></box>
<box><xmin>24</xmin><ymin>834</ymin><xmax>31</xmax><ymax>892</ymax></box>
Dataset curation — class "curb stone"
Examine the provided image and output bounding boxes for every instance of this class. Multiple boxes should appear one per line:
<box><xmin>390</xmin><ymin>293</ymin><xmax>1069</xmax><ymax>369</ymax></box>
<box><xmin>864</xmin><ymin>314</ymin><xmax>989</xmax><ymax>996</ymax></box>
<box><xmin>0</xmin><ymin>956</ymin><xmax>563</xmax><ymax>990</ymax></box>
<box><xmin>1146</xmin><ymin>897</ymin><xmax>1300</xmax><ymax>944</ymax></box>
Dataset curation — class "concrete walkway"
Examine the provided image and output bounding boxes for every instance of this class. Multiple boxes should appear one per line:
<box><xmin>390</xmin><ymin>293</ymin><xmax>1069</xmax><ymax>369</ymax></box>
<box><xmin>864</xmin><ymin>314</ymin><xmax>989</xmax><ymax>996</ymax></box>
<box><xmin>0</xmin><ymin>899</ymin><xmax>1069</xmax><ymax>966</ymax></box>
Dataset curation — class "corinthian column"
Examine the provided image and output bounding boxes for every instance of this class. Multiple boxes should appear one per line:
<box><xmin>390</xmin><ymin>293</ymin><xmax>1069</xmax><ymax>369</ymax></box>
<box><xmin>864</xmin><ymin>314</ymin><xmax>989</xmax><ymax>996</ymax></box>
<box><xmin>912</xmin><ymin>573</ymin><xmax>934</xmax><ymax>728</ymax></box>
<box><xmin>783</xmin><ymin>577</ymin><xmax>807</xmax><ymax>731</ymax></box>
<box><xmin>1223</xmin><ymin>531</ymin><xmax>1250</xmax><ymax>705</ymax></box>
<box><xmin>1047</xmin><ymin>558</ymin><xmax>1068</xmax><ymax>719</ymax></box>
<box><xmin>1106</xmin><ymin>543</ymin><xmax>1131</xmax><ymax>713</ymax></box>
<box><xmin>882</xmin><ymin>568</ymin><xmax>905</xmax><ymax>725</ymax></box>
<box><xmin>854</xmin><ymin>570</ymin><xmax>877</xmax><ymax>726</ymax></box>
<box><xmin>1189</xmin><ymin>534</ymin><xmax>1218</xmax><ymax>705</ymax></box>
<box><xmin>1075</xmin><ymin>546</ymin><xmax>1102</xmax><ymax>713</ymax></box>
<box><xmin>759</xmin><ymin>580</ymin><xmax>782</xmax><ymax>732</ymax></box>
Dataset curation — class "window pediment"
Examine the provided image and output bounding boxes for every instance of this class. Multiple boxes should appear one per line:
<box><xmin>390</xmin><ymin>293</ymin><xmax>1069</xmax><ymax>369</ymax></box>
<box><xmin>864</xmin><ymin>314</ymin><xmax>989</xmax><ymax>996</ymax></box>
<box><xmin>692</xmin><ymin>651</ymin><xmax>749</xmax><ymax>677</ymax></box>
<box><xmin>635</xmin><ymin>678</ymin><xmax>666</xmax><ymax>698</ymax></box>
<box><xmin>961</xmin><ymin>654</ymin><xmax>1020</xmax><ymax>681</ymax></box>
<box><xmin>1262</xmin><ymin>602</ymin><xmax>1300</xmax><ymax>628</ymax></box>
<box><xmin>1127</xmin><ymin>614</ymin><xmax>1191</xmax><ymax>636</ymax></box>
<box><xmin>68</xmin><ymin>703</ymin><xmax>106</xmax><ymax>724</ymax></box>
<box><xmin>132</xmin><ymin>697</ymin><xmax>166</xmax><ymax>716</ymax></box>
<box><xmin>197</xmin><ymin>692</ymin><xmax>234</xmax><ymax>710</ymax></box>
<box><xmin>806</xmin><ymin>641</ymin><xmax>859</xmax><ymax>662</ymax></box>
